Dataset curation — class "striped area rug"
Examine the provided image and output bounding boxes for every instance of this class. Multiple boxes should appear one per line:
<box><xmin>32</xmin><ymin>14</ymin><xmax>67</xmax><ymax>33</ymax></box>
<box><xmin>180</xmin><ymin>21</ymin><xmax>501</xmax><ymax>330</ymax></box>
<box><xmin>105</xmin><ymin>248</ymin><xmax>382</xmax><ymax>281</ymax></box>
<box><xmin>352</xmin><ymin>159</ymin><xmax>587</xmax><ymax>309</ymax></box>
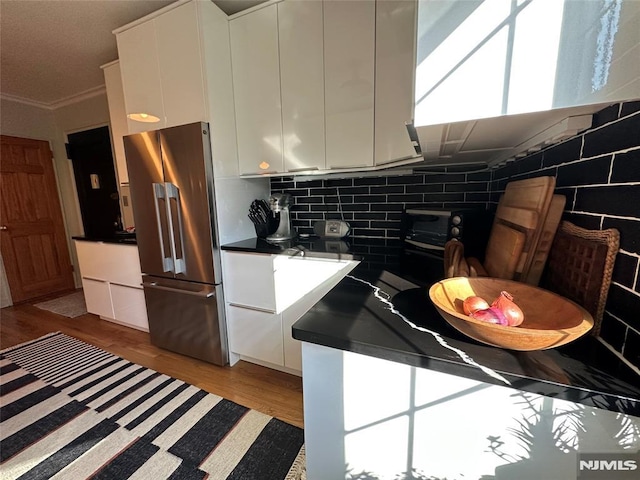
<box><xmin>0</xmin><ymin>333</ymin><xmax>306</xmax><ymax>480</ymax></box>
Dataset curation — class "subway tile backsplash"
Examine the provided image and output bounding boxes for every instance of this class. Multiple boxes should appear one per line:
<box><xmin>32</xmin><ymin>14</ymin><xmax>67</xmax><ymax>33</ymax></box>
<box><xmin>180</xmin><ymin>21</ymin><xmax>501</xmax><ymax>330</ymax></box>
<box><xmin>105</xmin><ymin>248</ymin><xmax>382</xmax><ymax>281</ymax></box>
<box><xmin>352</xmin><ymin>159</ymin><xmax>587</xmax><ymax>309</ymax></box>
<box><xmin>270</xmin><ymin>101</ymin><xmax>640</xmax><ymax>370</ymax></box>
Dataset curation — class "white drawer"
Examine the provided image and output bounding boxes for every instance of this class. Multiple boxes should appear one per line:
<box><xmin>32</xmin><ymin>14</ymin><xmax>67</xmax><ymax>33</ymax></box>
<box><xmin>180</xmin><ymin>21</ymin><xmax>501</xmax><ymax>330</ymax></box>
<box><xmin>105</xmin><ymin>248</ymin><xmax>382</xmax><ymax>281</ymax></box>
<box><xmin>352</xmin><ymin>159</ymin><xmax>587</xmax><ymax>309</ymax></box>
<box><xmin>81</xmin><ymin>278</ymin><xmax>114</xmax><ymax>319</ymax></box>
<box><xmin>227</xmin><ymin>304</ymin><xmax>283</xmax><ymax>365</ymax></box>
<box><xmin>75</xmin><ymin>241</ymin><xmax>142</xmax><ymax>288</ymax></box>
<box><xmin>223</xmin><ymin>252</ymin><xmax>276</xmax><ymax>311</ymax></box>
<box><xmin>111</xmin><ymin>284</ymin><xmax>149</xmax><ymax>331</ymax></box>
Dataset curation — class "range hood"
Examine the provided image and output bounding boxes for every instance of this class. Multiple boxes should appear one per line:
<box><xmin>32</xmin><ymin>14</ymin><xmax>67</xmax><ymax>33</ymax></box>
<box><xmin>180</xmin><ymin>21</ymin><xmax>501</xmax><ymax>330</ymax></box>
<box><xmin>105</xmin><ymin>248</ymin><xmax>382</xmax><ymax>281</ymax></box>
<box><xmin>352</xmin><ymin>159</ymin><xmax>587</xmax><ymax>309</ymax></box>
<box><xmin>405</xmin><ymin>102</ymin><xmax>620</xmax><ymax>169</ymax></box>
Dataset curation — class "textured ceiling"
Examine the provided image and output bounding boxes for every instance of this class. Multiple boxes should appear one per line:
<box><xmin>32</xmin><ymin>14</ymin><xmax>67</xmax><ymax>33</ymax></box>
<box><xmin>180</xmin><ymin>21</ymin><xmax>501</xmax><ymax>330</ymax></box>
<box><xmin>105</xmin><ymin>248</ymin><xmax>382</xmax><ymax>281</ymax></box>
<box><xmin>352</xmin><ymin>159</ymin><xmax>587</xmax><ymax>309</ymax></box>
<box><xmin>0</xmin><ymin>0</ymin><xmax>265</xmax><ymax>107</ymax></box>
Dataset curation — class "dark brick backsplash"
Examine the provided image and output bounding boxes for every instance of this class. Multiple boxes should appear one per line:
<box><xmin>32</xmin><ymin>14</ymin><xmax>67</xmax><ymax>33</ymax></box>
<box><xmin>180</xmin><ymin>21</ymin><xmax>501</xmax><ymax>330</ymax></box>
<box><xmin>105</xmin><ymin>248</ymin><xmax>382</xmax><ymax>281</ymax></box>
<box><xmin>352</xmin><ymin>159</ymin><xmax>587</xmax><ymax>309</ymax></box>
<box><xmin>612</xmin><ymin>253</ymin><xmax>638</xmax><ymax>289</ymax></box>
<box><xmin>574</xmin><ymin>185</ymin><xmax>640</xmax><ymax>217</ymax></box>
<box><xmin>623</xmin><ymin>328</ymin><xmax>640</xmax><ymax>367</ymax></box>
<box><xmin>611</xmin><ymin>149</ymin><xmax>640</xmax><ymax>183</ymax></box>
<box><xmin>556</xmin><ymin>156</ymin><xmax>611</xmax><ymax>187</ymax></box>
<box><xmin>620</xmin><ymin>100</ymin><xmax>640</xmax><ymax>117</ymax></box>
<box><xmin>582</xmin><ymin>112</ymin><xmax>640</xmax><ymax>158</ymax></box>
<box><xmin>269</xmin><ymin>100</ymin><xmax>640</xmax><ymax>369</ymax></box>
<box><xmin>541</xmin><ymin>137</ymin><xmax>582</xmax><ymax>168</ymax></box>
<box><xmin>606</xmin><ymin>285</ymin><xmax>640</xmax><ymax>331</ymax></box>
<box><xmin>602</xmin><ymin>217</ymin><xmax>640</xmax><ymax>255</ymax></box>
<box><xmin>591</xmin><ymin>103</ymin><xmax>620</xmax><ymax>128</ymax></box>
<box><xmin>599</xmin><ymin>312</ymin><xmax>627</xmax><ymax>352</ymax></box>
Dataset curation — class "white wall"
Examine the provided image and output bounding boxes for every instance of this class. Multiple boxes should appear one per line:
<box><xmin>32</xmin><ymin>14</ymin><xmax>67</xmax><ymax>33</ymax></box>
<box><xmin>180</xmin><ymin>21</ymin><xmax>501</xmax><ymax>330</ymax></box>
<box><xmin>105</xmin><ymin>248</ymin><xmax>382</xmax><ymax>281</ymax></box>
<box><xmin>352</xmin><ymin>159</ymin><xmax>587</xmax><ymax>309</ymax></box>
<box><xmin>0</xmin><ymin>93</ymin><xmax>112</xmax><ymax>294</ymax></box>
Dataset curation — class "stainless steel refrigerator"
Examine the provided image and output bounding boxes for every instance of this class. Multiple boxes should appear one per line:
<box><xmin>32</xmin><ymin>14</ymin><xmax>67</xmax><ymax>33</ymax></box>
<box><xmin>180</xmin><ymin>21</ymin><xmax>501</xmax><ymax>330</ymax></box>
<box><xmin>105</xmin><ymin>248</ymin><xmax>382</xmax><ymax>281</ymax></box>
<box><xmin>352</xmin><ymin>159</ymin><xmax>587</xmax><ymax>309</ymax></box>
<box><xmin>123</xmin><ymin>122</ymin><xmax>227</xmax><ymax>366</ymax></box>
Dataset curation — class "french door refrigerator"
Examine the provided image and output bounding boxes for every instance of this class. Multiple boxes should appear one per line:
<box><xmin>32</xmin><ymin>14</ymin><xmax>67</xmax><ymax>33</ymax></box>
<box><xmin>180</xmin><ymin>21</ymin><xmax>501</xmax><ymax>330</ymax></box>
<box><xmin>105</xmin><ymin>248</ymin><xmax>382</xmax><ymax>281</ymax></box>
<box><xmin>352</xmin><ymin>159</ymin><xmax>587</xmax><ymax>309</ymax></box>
<box><xmin>123</xmin><ymin>122</ymin><xmax>228</xmax><ymax>365</ymax></box>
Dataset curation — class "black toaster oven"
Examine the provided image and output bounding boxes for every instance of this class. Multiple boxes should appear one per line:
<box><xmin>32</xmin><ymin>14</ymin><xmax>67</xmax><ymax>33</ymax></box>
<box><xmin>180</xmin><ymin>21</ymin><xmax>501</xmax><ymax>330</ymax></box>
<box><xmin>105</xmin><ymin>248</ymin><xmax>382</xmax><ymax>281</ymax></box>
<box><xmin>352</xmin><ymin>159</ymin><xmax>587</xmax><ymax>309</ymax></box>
<box><xmin>400</xmin><ymin>207</ymin><xmax>492</xmax><ymax>260</ymax></box>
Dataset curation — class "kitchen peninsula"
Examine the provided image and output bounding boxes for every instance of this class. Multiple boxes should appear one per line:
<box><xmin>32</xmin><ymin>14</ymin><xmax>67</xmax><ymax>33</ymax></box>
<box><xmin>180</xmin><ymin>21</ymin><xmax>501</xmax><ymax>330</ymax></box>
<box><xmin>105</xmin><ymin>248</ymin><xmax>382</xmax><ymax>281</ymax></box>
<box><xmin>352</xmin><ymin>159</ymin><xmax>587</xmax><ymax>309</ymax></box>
<box><xmin>282</xmin><ymin>252</ymin><xmax>640</xmax><ymax>479</ymax></box>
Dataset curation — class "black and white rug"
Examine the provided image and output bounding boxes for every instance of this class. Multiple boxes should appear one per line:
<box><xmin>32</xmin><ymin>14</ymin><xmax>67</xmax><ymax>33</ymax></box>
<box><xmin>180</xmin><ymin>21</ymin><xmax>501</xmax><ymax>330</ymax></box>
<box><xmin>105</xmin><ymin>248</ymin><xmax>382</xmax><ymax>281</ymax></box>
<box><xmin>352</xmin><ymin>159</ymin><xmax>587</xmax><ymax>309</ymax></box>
<box><xmin>0</xmin><ymin>333</ymin><xmax>305</xmax><ymax>480</ymax></box>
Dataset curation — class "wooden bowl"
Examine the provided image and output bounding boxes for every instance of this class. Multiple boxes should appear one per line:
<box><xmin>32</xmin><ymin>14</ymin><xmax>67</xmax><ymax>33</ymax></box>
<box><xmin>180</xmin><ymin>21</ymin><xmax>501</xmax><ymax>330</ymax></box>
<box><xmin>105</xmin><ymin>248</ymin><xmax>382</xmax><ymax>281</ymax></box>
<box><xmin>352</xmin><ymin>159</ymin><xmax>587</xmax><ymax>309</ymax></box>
<box><xmin>428</xmin><ymin>277</ymin><xmax>594</xmax><ymax>351</ymax></box>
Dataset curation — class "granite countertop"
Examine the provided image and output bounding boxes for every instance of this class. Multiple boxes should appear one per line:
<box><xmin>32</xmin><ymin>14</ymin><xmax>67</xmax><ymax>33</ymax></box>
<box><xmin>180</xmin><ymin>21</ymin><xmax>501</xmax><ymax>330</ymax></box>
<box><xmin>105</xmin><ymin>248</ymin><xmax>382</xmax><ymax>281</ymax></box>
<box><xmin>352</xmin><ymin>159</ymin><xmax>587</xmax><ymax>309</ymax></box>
<box><xmin>72</xmin><ymin>234</ymin><xmax>137</xmax><ymax>245</ymax></box>
<box><xmin>292</xmin><ymin>264</ymin><xmax>640</xmax><ymax>417</ymax></box>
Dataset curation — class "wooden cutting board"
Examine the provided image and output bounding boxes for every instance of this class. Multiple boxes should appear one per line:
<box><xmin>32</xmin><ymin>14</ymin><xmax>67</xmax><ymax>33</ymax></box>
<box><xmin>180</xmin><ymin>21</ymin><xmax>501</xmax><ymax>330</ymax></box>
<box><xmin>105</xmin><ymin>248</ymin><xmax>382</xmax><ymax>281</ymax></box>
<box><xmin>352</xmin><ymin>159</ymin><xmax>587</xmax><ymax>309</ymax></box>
<box><xmin>494</xmin><ymin>202</ymin><xmax>539</xmax><ymax>274</ymax></box>
<box><xmin>483</xmin><ymin>222</ymin><xmax>526</xmax><ymax>279</ymax></box>
<box><xmin>524</xmin><ymin>194</ymin><xmax>566</xmax><ymax>285</ymax></box>
<box><xmin>501</xmin><ymin>177</ymin><xmax>556</xmax><ymax>277</ymax></box>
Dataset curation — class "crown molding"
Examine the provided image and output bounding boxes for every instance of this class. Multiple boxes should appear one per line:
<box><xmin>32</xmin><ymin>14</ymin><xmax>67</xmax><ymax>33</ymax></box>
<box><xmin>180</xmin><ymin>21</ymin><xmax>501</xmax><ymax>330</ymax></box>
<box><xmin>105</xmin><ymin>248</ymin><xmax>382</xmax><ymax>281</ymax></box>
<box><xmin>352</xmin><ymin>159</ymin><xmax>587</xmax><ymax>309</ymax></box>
<box><xmin>0</xmin><ymin>84</ymin><xmax>107</xmax><ymax>111</ymax></box>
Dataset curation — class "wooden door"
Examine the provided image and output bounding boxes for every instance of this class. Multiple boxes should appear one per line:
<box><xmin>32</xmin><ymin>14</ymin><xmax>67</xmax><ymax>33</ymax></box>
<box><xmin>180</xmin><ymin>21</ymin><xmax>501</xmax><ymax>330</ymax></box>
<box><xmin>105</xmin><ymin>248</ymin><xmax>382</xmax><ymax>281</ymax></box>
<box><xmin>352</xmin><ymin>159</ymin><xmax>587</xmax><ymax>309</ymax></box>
<box><xmin>0</xmin><ymin>135</ymin><xmax>75</xmax><ymax>303</ymax></box>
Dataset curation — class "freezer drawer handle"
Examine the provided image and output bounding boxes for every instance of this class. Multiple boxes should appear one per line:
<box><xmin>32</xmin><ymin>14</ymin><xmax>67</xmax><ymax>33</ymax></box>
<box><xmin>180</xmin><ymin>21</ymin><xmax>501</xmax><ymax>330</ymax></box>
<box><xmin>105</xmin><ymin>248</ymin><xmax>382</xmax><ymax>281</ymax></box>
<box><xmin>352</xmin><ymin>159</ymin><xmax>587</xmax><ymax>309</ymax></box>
<box><xmin>142</xmin><ymin>281</ymin><xmax>215</xmax><ymax>298</ymax></box>
<box><xmin>165</xmin><ymin>182</ymin><xmax>186</xmax><ymax>275</ymax></box>
<box><xmin>153</xmin><ymin>183</ymin><xmax>174</xmax><ymax>273</ymax></box>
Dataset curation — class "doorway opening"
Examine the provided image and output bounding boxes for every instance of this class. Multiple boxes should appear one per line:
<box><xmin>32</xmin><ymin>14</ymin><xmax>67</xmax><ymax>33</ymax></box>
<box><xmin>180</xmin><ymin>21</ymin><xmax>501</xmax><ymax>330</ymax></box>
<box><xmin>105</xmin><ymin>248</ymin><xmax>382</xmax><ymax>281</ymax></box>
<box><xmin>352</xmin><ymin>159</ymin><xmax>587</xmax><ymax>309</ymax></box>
<box><xmin>67</xmin><ymin>126</ymin><xmax>122</xmax><ymax>238</ymax></box>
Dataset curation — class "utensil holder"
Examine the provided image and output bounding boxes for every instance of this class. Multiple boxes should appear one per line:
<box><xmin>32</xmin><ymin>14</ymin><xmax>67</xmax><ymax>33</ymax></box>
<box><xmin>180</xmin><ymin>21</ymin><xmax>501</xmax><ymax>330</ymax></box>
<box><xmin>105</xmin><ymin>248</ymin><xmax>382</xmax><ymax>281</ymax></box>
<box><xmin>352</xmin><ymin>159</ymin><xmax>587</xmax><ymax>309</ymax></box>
<box><xmin>254</xmin><ymin>213</ymin><xmax>279</xmax><ymax>238</ymax></box>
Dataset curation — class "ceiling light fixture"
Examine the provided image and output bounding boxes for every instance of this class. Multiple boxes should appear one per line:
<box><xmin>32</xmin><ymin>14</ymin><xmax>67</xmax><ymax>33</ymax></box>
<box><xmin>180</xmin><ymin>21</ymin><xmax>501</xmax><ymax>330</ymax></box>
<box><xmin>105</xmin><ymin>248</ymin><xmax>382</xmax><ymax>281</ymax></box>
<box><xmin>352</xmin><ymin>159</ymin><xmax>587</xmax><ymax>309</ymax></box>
<box><xmin>127</xmin><ymin>112</ymin><xmax>161</xmax><ymax>123</ymax></box>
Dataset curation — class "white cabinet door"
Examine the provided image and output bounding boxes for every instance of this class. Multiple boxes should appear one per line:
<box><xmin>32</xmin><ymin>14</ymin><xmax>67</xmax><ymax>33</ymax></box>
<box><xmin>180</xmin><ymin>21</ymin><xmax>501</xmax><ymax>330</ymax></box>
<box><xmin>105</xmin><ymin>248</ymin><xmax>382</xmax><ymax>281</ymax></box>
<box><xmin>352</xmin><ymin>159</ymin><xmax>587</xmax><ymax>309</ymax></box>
<box><xmin>230</xmin><ymin>4</ymin><xmax>284</xmax><ymax>175</ymax></box>
<box><xmin>111</xmin><ymin>284</ymin><xmax>149</xmax><ymax>331</ymax></box>
<box><xmin>102</xmin><ymin>61</ymin><xmax>130</xmax><ymax>184</ymax></box>
<box><xmin>324</xmin><ymin>0</ymin><xmax>375</xmax><ymax>169</ymax></box>
<box><xmin>227</xmin><ymin>305</ymin><xmax>283</xmax><ymax>365</ymax></box>
<box><xmin>374</xmin><ymin>0</ymin><xmax>417</xmax><ymax>165</ymax></box>
<box><xmin>117</xmin><ymin>20</ymin><xmax>165</xmax><ymax>133</ymax></box>
<box><xmin>81</xmin><ymin>278</ymin><xmax>114</xmax><ymax>319</ymax></box>
<box><xmin>155</xmin><ymin>1</ymin><xmax>207</xmax><ymax>129</ymax></box>
<box><xmin>278</xmin><ymin>1</ymin><xmax>325</xmax><ymax>173</ymax></box>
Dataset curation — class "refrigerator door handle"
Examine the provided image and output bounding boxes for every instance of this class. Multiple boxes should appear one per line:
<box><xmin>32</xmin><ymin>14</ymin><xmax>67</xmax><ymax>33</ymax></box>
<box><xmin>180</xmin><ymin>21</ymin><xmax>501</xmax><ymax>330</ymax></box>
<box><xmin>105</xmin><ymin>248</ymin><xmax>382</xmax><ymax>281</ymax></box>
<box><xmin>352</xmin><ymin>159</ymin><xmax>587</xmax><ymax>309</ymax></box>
<box><xmin>164</xmin><ymin>182</ymin><xmax>186</xmax><ymax>275</ymax></box>
<box><xmin>142</xmin><ymin>281</ymin><xmax>215</xmax><ymax>298</ymax></box>
<box><xmin>152</xmin><ymin>183</ymin><xmax>175</xmax><ymax>273</ymax></box>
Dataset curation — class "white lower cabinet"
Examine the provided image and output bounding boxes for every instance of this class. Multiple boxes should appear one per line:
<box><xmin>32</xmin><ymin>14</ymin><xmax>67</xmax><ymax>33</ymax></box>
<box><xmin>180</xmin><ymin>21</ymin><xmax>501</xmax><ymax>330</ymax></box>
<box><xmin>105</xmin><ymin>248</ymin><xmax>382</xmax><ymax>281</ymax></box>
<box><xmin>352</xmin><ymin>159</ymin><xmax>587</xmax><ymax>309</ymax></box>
<box><xmin>222</xmin><ymin>251</ymin><xmax>359</xmax><ymax>374</ymax></box>
<box><xmin>75</xmin><ymin>241</ymin><xmax>149</xmax><ymax>332</ymax></box>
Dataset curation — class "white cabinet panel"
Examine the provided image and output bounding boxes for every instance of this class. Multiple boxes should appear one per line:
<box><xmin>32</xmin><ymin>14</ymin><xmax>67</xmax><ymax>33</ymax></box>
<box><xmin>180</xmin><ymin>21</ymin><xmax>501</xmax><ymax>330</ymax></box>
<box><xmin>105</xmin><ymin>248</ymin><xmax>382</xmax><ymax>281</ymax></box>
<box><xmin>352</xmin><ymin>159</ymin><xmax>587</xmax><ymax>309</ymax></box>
<box><xmin>374</xmin><ymin>0</ymin><xmax>417</xmax><ymax>165</ymax></box>
<box><xmin>227</xmin><ymin>305</ymin><xmax>283</xmax><ymax>365</ymax></box>
<box><xmin>223</xmin><ymin>252</ymin><xmax>276</xmax><ymax>311</ymax></box>
<box><xmin>230</xmin><ymin>5</ymin><xmax>283</xmax><ymax>175</ymax></box>
<box><xmin>111</xmin><ymin>284</ymin><xmax>149</xmax><ymax>331</ymax></box>
<box><xmin>117</xmin><ymin>20</ymin><xmax>164</xmax><ymax>133</ymax></box>
<box><xmin>75</xmin><ymin>242</ymin><xmax>142</xmax><ymax>288</ymax></box>
<box><xmin>102</xmin><ymin>61</ymin><xmax>130</xmax><ymax>184</ymax></box>
<box><xmin>324</xmin><ymin>0</ymin><xmax>375</xmax><ymax>169</ymax></box>
<box><xmin>82</xmin><ymin>278</ymin><xmax>114</xmax><ymax>319</ymax></box>
<box><xmin>278</xmin><ymin>1</ymin><xmax>325</xmax><ymax>173</ymax></box>
<box><xmin>155</xmin><ymin>1</ymin><xmax>206</xmax><ymax>128</ymax></box>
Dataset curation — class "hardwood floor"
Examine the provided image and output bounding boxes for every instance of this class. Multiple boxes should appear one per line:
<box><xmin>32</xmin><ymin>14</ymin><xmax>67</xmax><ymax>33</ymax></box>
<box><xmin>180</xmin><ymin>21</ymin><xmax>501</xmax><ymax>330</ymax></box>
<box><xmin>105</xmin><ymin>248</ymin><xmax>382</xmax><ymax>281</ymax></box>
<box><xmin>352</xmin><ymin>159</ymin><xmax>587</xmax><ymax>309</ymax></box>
<box><xmin>0</xmin><ymin>299</ymin><xmax>304</xmax><ymax>429</ymax></box>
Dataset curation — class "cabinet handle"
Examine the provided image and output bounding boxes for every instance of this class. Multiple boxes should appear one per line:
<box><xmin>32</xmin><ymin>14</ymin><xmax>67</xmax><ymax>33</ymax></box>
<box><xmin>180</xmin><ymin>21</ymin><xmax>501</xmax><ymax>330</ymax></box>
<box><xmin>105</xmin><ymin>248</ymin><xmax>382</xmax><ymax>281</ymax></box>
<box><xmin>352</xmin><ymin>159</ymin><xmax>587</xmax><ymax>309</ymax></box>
<box><xmin>229</xmin><ymin>302</ymin><xmax>276</xmax><ymax>314</ymax></box>
<box><xmin>287</xmin><ymin>166</ymin><xmax>319</xmax><ymax>173</ymax></box>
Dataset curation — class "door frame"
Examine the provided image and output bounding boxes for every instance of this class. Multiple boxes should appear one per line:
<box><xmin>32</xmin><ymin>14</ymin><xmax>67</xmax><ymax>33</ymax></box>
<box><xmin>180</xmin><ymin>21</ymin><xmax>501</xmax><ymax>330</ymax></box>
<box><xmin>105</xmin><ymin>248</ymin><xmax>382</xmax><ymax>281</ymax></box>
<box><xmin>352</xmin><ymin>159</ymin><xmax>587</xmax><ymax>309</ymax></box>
<box><xmin>63</xmin><ymin>121</ymin><xmax>114</xmax><ymax>238</ymax></box>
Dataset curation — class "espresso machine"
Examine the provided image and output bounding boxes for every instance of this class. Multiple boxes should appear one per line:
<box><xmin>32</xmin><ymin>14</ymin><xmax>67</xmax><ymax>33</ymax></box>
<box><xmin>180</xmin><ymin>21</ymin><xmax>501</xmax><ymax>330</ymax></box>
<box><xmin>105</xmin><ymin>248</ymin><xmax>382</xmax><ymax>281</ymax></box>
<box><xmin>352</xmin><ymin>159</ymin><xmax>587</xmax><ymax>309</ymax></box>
<box><xmin>267</xmin><ymin>193</ymin><xmax>294</xmax><ymax>242</ymax></box>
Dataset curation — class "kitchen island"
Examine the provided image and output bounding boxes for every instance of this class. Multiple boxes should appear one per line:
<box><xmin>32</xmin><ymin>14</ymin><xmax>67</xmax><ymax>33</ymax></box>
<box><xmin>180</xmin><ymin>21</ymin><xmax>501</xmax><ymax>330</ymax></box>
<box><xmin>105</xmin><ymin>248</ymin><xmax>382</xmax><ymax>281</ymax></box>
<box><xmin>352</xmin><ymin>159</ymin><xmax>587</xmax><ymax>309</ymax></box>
<box><xmin>292</xmin><ymin>265</ymin><xmax>640</xmax><ymax>479</ymax></box>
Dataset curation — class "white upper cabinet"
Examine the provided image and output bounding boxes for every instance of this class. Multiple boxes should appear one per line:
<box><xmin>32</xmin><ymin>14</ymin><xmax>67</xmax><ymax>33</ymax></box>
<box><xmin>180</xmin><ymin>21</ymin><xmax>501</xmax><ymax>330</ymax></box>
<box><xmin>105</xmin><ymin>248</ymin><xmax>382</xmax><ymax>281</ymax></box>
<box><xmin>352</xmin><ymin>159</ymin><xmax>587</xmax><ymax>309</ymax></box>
<box><xmin>374</xmin><ymin>0</ymin><xmax>417</xmax><ymax>165</ymax></box>
<box><xmin>230</xmin><ymin>4</ymin><xmax>284</xmax><ymax>175</ymax></box>
<box><xmin>324</xmin><ymin>0</ymin><xmax>376</xmax><ymax>169</ymax></box>
<box><xmin>278</xmin><ymin>1</ymin><xmax>326</xmax><ymax>173</ymax></box>
<box><xmin>117</xmin><ymin>20</ymin><xmax>164</xmax><ymax>133</ymax></box>
<box><xmin>154</xmin><ymin>1</ymin><xmax>207</xmax><ymax>129</ymax></box>
<box><xmin>116</xmin><ymin>1</ymin><xmax>206</xmax><ymax>133</ymax></box>
<box><xmin>101</xmin><ymin>61</ymin><xmax>129</xmax><ymax>184</ymax></box>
